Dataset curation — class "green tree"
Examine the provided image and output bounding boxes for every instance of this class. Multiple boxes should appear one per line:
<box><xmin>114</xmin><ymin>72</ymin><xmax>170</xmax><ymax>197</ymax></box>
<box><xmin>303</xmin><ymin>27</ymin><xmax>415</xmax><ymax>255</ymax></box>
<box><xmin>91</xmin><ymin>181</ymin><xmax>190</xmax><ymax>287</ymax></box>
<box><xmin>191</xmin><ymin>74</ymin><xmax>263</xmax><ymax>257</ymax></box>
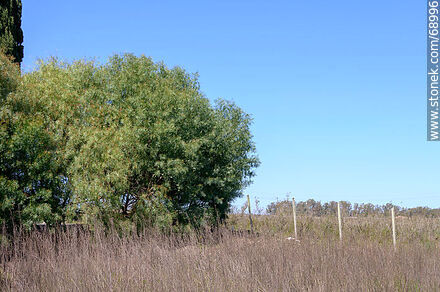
<box><xmin>0</xmin><ymin>0</ymin><xmax>23</xmax><ymax>65</ymax></box>
<box><xmin>65</xmin><ymin>55</ymin><xmax>259</xmax><ymax>227</ymax></box>
<box><xmin>5</xmin><ymin>54</ymin><xmax>259</xmax><ymax>230</ymax></box>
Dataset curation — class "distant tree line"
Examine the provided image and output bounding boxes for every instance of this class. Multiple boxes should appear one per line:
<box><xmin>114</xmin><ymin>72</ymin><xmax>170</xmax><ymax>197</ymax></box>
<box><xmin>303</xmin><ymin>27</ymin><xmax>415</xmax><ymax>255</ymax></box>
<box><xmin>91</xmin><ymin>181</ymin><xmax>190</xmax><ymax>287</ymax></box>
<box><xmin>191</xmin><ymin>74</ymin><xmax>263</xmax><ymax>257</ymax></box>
<box><xmin>266</xmin><ymin>199</ymin><xmax>440</xmax><ymax>217</ymax></box>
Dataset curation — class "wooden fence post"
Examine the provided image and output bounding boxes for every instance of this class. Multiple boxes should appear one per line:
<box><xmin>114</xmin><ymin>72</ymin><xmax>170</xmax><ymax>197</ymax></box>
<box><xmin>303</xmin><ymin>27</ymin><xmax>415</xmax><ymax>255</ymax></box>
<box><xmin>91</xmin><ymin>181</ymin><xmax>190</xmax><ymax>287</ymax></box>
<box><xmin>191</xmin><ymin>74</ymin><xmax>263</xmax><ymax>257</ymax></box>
<box><xmin>292</xmin><ymin>197</ymin><xmax>298</xmax><ymax>239</ymax></box>
<box><xmin>391</xmin><ymin>206</ymin><xmax>396</xmax><ymax>249</ymax></box>
<box><xmin>247</xmin><ymin>194</ymin><xmax>253</xmax><ymax>233</ymax></box>
<box><xmin>337</xmin><ymin>202</ymin><xmax>342</xmax><ymax>241</ymax></box>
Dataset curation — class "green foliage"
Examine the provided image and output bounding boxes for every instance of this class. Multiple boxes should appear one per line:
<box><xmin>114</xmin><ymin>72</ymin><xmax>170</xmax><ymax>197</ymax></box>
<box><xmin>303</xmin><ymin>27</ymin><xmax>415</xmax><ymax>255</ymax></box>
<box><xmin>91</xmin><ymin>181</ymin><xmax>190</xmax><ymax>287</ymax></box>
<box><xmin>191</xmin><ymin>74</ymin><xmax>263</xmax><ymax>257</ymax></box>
<box><xmin>1</xmin><ymin>53</ymin><xmax>259</xmax><ymax>231</ymax></box>
<box><xmin>0</xmin><ymin>0</ymin><xmax>24</xmax><ymax>64</ymax></box>
<box><xmin>0</xmin><ymin>53</ymin><xmax>67</xmax><ymax>231</ymax></box>
<box><xmin>0</xmin><ymin>52</ymin><xmax>18</xmax><ymax>100</ymax></box>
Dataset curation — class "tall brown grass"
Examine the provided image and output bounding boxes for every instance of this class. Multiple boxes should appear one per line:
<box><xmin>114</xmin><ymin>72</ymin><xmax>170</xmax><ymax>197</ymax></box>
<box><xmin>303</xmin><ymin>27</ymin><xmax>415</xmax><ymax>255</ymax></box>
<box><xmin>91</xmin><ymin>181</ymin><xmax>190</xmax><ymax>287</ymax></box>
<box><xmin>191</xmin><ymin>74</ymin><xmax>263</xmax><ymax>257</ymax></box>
<box><xmin>1</xmin><ymin>215</ymin><xmax>440</xmax><ymax>291</ymax></box>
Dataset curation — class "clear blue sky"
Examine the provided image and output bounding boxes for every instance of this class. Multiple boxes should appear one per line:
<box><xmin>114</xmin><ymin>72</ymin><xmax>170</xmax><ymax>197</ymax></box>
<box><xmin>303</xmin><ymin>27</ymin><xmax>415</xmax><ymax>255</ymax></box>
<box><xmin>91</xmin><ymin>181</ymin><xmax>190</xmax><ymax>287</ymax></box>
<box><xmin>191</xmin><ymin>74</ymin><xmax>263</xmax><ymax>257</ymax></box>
<box><xmin>22</xmin><ymin>0</ymin><xmax>439</xmax><ymax>208</ymax></box>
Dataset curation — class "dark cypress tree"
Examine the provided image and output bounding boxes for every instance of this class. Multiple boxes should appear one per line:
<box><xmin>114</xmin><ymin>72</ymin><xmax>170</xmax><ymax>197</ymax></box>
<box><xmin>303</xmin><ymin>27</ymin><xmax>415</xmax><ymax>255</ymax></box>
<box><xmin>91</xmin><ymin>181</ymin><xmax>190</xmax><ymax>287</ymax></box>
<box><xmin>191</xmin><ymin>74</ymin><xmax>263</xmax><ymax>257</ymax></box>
<box><xmin>0</xmin><ymin>0</ymin><xmax>23</xmax><ymax>65</ymax></box>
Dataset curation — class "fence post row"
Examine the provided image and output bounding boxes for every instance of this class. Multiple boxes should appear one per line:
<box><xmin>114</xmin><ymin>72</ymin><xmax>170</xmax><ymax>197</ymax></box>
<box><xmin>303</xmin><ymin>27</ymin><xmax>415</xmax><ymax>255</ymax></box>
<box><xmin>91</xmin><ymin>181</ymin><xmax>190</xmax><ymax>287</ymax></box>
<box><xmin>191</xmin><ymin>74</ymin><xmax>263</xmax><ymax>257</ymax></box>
<box><xmin>246</xmin><ymin>195</ymin><xmax>398</xmax><ymax>246</ymax></box>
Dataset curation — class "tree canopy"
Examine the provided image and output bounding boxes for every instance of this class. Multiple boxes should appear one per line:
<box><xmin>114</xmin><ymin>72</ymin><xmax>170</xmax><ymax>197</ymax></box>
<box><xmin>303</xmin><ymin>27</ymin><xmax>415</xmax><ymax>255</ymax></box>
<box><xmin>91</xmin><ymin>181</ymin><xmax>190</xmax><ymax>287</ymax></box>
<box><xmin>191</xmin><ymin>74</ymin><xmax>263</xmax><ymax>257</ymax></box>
<box><xmin>0</xmin><ymin>53</ymin><xmax>259</xmax><ymax>231</ymax></box>
<box><xmin>0</xmin><ymin>0</ymin><xmax>23</xmax><ymax>64</ymax></box>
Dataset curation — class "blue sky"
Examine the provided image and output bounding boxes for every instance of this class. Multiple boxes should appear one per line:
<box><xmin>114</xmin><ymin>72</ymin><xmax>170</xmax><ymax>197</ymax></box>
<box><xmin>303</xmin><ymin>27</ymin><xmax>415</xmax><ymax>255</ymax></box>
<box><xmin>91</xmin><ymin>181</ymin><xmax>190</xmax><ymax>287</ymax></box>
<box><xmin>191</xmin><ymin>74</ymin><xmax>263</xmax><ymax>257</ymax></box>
<box><xmin>22</xmin><ymin>0</ymin><xmax>438</xmax><ymax>208</ymax></box>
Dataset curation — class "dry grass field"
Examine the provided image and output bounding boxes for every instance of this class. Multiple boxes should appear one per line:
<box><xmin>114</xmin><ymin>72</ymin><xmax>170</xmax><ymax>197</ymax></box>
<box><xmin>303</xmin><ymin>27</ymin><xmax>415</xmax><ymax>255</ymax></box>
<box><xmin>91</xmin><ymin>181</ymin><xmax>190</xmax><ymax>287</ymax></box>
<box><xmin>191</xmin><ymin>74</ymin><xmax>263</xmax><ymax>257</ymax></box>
<box><xmin>1</xmin><ymin>214</ymin><xmax>440</xmax><ymax>291</ymax></box>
